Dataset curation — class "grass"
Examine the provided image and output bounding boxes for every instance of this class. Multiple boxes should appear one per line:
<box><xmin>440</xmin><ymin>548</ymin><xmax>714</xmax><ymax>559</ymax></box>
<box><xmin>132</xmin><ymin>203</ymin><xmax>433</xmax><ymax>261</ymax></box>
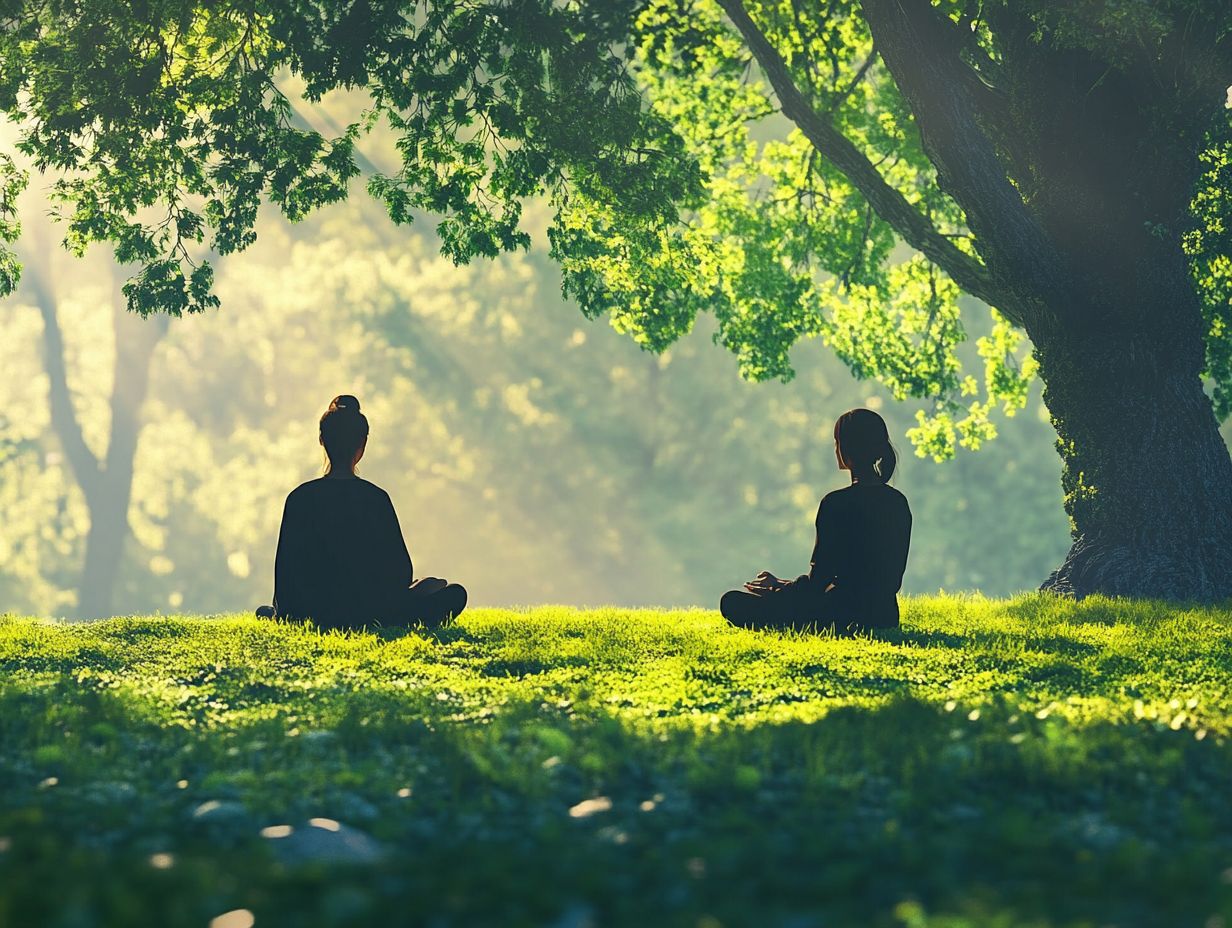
<box><xmin>0</xmin><ymin>596</ymin><xmax>1230</xmax><ymax>928</ymax></box>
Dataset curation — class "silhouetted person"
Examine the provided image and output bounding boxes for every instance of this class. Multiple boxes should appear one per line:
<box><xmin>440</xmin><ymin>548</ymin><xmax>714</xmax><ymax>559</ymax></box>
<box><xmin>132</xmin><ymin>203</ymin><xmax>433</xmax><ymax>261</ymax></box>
<box><xmin>255</xmin><ymin>395</ymin><xmax>467</xmax><ymax>629</ymax></box>
<box><xmin>721</xmin><ymin>408</ymin><xmax>911</xmax><ymax>633</ymax></box>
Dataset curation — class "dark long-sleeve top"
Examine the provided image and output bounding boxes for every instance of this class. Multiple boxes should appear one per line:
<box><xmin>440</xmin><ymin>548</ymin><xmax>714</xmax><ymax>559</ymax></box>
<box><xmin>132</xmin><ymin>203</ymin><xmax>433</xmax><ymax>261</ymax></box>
<box><xmin>273</xmin><ymin>476</ymin><xmax>414</xmax><ymax>626</ymax></box>
<box><xmin>794</xmin><ymin>481</ymin><xmax>912</xmax><ymax>627</ymax></box>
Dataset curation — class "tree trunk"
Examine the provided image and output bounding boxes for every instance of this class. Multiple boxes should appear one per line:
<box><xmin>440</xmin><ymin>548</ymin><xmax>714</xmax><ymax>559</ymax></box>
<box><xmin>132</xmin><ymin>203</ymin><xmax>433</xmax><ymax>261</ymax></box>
<box><xmin>75</xmin><ymin>480</ymin><xmax>132</xmax><ymax>619</ymax></box>
<box><xmin>855</xmin><ymin>0</ymin><xmax>1232</xmax><ymax>602</ymax></box>
<box><xmin>1033</xmin><ymin>316</ymin><xmax>1232</xmax><ymax>601</ymax></box>
<box><xmin>29</xmin><ymin>243</ymin><xmax>166</xmax><ymax>619</ymax></box>
<box><xmin>75</xmin><ymin>291</ymin><xmax>168</xmax><ymax>619</ymax></box>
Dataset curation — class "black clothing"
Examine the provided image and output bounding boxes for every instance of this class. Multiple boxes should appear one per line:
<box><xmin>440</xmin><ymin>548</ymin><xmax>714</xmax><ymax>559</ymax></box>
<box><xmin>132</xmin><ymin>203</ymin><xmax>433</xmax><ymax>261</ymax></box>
<box><xmin>258</xmin><ymin>584</ymin><xmax>466</xmax><ymax>630</ymax></box>
<box><xmin>722</xmin><ymin>481</ymin><xmax>912</xmax><ymax>631</ymax></box>
<box><xmin>377</xmin><ymin>583</ymin><xmax>468</xmax><ymax>628</ymax></box>
<box><xmin>721</xmin><ymin>587</ymin><xmax>827</xmax><ymax>630</ymax></box>
<box><xmin>796</xmin><ymin>481</ymin><xmax>913</xmax><ymax>625</ymax></box>
<box><xmin>271</xmin><ymin>476</ymin><xmax>465</xmax><ymax>629</ymax></box>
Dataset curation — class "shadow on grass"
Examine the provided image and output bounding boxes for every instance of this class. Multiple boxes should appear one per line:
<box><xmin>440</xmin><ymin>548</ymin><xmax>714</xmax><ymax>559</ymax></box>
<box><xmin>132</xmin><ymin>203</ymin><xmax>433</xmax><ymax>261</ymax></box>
<box><xmin>1</xmin><ymin>657</ymin><xmax>1230</xmax><ymax>928</ymax></box>
<box><xmin>886</xmin><ymin>626</ymin><xmax>1102</xmax><ymax>656</ymax></box>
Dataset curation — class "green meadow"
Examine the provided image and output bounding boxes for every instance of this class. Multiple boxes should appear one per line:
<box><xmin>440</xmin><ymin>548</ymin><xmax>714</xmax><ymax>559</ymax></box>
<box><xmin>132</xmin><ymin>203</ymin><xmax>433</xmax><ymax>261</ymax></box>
<box><xmin>1</xmin><ymin>597</ymin><xmax>1230</xmax><ymax>927</ymax></box>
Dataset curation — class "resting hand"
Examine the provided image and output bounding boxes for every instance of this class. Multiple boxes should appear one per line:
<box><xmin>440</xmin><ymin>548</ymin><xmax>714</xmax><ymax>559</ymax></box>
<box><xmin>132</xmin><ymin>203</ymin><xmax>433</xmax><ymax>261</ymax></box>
<box><xmin>411</xmin><ymin>577</ymin><xmax>448</xmax><ymax>595</ymax></box>
<box><xmin>744</xmin><ymin>571</ymin><xmax>787</xmax><ymax>594</ymax></box>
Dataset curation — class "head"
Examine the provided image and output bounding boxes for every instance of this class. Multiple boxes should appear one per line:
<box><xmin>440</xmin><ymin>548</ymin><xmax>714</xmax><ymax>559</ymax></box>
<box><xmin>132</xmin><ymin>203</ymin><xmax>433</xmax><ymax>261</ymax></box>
<box><xmin>319</xmin><ymin>395</ymin><xmax>369</xmax><ymax>475</ymax></box>
<box><xmin>833</xmin><ymin>408</ymin><xmax>897</xmax><ymax>483</ymax></box>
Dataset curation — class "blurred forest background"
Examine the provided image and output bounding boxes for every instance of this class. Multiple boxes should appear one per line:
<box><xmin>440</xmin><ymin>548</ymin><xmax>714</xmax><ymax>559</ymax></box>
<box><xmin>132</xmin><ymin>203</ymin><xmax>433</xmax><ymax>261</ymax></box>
<box><xmin>4</xmin><ymin>93</ymin><xmax>1186</xmax><ymax>618</ymax></box>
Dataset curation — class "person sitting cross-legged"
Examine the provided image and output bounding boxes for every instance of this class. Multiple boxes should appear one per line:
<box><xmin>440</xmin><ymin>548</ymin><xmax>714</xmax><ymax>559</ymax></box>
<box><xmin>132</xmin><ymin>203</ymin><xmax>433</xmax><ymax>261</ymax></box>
<box><xmin>720</xmin><ymin>408</ymin><xmax>911</xmax><ymax>634</ymax></box>
<box><xmin>255</xmin><ymin>395</ymin><xmax>466</xmax><ymax>630</ymax></box>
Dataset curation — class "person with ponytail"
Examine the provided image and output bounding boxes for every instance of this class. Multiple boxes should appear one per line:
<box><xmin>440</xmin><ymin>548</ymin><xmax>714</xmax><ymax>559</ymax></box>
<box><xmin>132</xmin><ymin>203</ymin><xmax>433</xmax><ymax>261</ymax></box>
<box><xmin>720</xmin><ymin>407</ymin><xmax>911</xmax><ymax>633</ymax></box>
<box><xmin>255</xmin><ymin>395</ymin><xmax>467</xmax><ymax>629</ymax></box>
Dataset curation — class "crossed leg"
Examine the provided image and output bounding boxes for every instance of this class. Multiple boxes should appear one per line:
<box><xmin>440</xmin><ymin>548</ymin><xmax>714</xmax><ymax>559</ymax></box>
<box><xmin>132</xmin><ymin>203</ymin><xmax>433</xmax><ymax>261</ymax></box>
<box><xmin>720</xmin><ymin>586</ymin><xmax>860</xmax><ymax>633</ymax></box>
<box><xmin>253</xmin><ymin>582</ymin><xmax>467</xmax><ymax>629</ymax></box>
<box><xmin>393</xmin><ymin>582</ymin><xmax>468</xmax><ymax>627</ymax></box>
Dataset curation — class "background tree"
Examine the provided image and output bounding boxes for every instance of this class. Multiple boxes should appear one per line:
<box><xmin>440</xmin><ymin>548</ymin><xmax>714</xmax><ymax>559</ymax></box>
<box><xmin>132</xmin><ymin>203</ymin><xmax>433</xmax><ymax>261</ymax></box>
<box><xmin>0</xmin><ymin>1</ymin><xmax>1228</xmax><ymax>599</ymax></box>
<box><xmin>21</xmin><ymin>225</ymin><xmax>168</xmax><ymax>618</ymax></box>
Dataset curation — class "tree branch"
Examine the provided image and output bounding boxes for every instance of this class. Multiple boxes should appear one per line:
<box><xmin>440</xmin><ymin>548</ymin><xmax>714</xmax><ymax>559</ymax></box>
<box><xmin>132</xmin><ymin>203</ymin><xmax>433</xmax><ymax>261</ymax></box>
<box><xmin>825</xmin><ymin>44</ymin><xmax>878</xmax><ymax>114</ymax></box>
<box><xmin>285</xmin><ymin>97</ymin><xmax>386</xmax><ymax>178</ymax></box>
<box><xmin>715</xmin><ymin>0</ymin><xmax>1011</xmax><ymax>320</ymax></box>
<box><xmin>927</xmin><ymin>6</ymin><xmax>1040</xmax><ymax>190</ymax></box>
<box><xmin>860</xmin><ymin>0</ymin><xmax>1071</xmax><ymax>327</ymax></box>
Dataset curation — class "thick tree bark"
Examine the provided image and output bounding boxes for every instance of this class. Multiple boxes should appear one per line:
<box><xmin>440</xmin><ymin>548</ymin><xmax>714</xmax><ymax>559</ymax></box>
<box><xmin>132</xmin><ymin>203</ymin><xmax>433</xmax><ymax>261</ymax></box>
<box><xmin>1032</xmin><ymin>304</ymin><xmax>1232</xmax><ymax>601</ymax></box>
<box><xmin>852</xmin><ymin>0</ymin><xmax>1232</xmax><ymax>601</ymax></box>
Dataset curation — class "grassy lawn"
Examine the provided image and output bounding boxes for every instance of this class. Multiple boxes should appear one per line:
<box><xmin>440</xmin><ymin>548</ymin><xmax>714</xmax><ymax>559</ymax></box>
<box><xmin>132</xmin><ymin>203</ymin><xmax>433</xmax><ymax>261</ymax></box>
<box><xmin>0</xmin><ymin>597</ymin><xmax>1230</xmax><ymax>928</ymax></box>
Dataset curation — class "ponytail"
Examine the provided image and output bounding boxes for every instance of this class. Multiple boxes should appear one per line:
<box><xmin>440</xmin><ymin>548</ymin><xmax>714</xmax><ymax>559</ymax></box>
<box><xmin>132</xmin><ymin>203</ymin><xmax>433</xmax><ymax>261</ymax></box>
<box><xmin>834</xmin><ymin>408</ymin><xmax>898</xmax><ymax>484</ymax></box>
<box><xmin>873</xmin><ymin>438</ymin><xmax>898</xmax><ymax>483</ymax></box>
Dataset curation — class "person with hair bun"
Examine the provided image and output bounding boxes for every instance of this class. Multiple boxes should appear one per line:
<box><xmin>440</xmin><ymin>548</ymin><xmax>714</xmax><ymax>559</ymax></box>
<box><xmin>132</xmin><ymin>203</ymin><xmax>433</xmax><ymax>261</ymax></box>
<box><xmin>720</xmin><ymin>407</ymin><xmax>911</xmax><ymax>633</ymax></box>
<box><xmin>255</xmin><ymin>395</ymin><xmax>467</xmax><ymax>629</ymax></box>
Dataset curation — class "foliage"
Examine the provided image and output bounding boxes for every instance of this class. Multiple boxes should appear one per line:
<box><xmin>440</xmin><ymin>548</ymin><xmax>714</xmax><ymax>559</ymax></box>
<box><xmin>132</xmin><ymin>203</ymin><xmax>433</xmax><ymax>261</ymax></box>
<box><xmin>1188</xmin><ymin>116</ymin><xmax>1232</xmax><ymax>419</ymax></box>
<box><xmin>599</xmin><ymin>0</ymin><xmax>1038</xmax><ymax>458</ymax></box>
<box><xmin>6</xmin><ymin>0</ymin><xmax>1226</xmax><ymax>465</ymax></box>
<box><xmin>0</xmin><ymin>150</ymin><xmax>25</xmax><ymax>295</ymax></box>
<box><xmin>0</xmin><ymin>0</ymin><xmax>697</xmax><ymax>316</ymax></box>
<box><xmin>0</xmin><ymin>598</ymin><xmax>1231</xmax><ymax>926</ymax></box>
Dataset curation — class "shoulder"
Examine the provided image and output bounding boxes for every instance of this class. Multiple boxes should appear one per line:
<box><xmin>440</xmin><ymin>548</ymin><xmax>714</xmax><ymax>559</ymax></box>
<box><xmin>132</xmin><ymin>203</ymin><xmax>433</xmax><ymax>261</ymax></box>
<box><xmin>820</xmin><ymin>485</ymin><xmax>860</xmax><ymax>505</ymax></box>
<box><xmin>817</xmin><ymin>486</ymin><xmax>854</xmax><ymax>515</ymax></box>
<box><xmin>881</xmin><ymin>483</ymin><xmax>912</xmax><ymax>521</ymax></box>
<box><xmin>820</xmin><ymin>483</ymin><xmax>910</xmax><ymax>509</ymax></box>
<box><xmin>354</xmin><ymin>478</ymin><xmax>398</xmax><ymax>512</ymax></box>
<box><xmin>286</xmin><ymin>478</ymin><xmax>326</xmax><ymax>502</ymax></box>
<box><xmin>355</xmin><ymin>477</ymin><xmax>391</xmax><ymax>499</ymax></box>
<box><xmin>882</xmin><ymin>483</ymin><xmax>909</xmax><ymax>505</ymax></box>
<box><xmin>865</xmin><ymin>482</ymin><xmax>910</xmax><ymax>509</ymax></box>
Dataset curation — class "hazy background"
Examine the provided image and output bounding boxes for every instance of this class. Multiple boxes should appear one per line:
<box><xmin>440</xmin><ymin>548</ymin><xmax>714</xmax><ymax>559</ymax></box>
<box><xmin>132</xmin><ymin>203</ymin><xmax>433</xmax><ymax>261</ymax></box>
<box><xmin>1</xmin><ymin>98</ymin><xmax>1167</xmax><ymax>617</ymax></box>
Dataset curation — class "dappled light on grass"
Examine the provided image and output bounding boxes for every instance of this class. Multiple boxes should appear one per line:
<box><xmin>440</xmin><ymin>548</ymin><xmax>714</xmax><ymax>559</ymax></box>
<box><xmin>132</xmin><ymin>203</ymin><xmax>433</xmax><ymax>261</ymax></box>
<box><xmin>0</xmin><ymin>595</ymin><xmax>1230</xmax><ymax>926</ymax></box>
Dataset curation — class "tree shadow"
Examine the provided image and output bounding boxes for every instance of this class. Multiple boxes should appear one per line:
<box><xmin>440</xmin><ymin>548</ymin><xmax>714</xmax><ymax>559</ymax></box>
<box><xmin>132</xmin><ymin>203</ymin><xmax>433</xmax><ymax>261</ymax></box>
<box><xmin>0</xmin><ymin>674</ymin><xmax>1226</xmax><ymax>928</ymax></box>
<box><xmin>889</xmin><ymin>626</ymin><xmax>1100</xmax><ymax>657</ymax></box>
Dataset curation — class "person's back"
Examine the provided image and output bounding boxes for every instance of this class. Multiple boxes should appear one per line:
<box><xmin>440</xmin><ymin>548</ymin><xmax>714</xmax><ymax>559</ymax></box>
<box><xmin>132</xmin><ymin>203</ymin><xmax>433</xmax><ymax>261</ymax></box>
<box><xmin>808</xmin><ymin>481</ymin><xmax>911</xmax><ymax>627</ymax></box>
<box><xmin>274</xmin><ymin>477</ymin><xmax>413</xmax><ymax>626</ymax></box>
<box><xmin>258</xmin><ymin>395</ymin><xmax>466</xmax><ymax>629</ymax></box>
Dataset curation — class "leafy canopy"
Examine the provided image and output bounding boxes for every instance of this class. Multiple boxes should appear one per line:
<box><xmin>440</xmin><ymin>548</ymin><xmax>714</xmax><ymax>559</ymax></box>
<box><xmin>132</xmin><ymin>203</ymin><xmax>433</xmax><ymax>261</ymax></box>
<box><xmin>0</xmin><ymin>0</ymin><xmax>1227</xmax><ymax>457</ymax></box>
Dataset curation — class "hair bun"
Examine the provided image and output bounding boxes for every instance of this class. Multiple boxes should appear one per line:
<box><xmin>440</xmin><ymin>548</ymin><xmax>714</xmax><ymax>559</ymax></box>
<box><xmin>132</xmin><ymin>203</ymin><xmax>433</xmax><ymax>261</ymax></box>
<box><xmin>329</xmin><ymin>394</ymin><xmax>362</xmax><ymax>414</ymax></box>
